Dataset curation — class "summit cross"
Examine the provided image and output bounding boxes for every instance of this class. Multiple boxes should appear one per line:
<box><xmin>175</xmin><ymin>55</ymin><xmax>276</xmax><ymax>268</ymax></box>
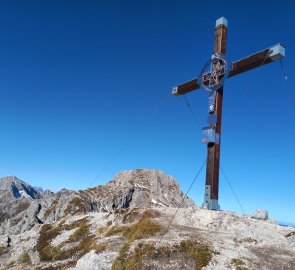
<box><xmin>172</xmin><ymin>17</ymin><xmax>285</xmax><ymax>210</ymax></box>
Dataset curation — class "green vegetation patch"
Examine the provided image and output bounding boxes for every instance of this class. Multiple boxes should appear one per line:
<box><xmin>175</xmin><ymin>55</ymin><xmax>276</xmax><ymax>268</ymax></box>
<box><xmin>231</xmin><ymin>258</ymin><xmax>248</xmax><ymax>270</ymax></box>
<box><xmin>231</xmin><ymin>258</ymin><xmax>245</xmax><ymax>265</ymax></box>
<box><xmin>112</xmin><ymin>239</ymin><xmax>213</xmax><ymax>270</ymax></box>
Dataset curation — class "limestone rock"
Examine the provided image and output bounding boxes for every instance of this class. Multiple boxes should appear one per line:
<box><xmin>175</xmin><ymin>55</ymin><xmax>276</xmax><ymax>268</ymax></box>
<box><xmin>69</xmin><ymin>250</ymin><xmax>117</xmax><ymax>270</ymax></box>
<box><xmin>253</xmin><ymin>209</ymin><xmax>269</xmax><ymax>220</ymax></box>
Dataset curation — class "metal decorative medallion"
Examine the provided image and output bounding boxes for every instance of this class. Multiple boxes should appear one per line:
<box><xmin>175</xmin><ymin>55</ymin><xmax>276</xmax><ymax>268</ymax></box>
<box><xmin>198</xmin><ymin>54</ymin><xmax>231</xmax><ymax>113</ymax></box>
<box><xmin>199</xmin><ymin>54</ymin><xmax>231</xmax><ymax>92</ymax></box>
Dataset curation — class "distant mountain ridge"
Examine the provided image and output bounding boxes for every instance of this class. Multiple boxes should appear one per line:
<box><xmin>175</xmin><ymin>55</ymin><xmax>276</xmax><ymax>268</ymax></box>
<box><xmin>278</xmin><ymin>221</ymin><xmax>295</xmax><ymax>228</ymax></box>
<box><xmin>0</xmin><ymin>176</ymin><xmax>43</xmax><ymax>200</ymax></box>
<box><xmin>0</xmin><ymin>169</ymin><xmax>195</xmax><ymax>235</ymax></box>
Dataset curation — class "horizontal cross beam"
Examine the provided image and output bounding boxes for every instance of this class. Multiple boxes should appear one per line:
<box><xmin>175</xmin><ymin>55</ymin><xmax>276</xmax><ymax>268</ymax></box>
<box><xmin>172</xmin><ymin>43</ymin><xmax>285</xmax><ymax>96</ymax></box>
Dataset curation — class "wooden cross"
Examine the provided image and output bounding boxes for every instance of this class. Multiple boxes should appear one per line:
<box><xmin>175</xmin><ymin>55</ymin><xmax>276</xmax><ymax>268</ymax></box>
<box><xmin>172</xmin><ymin>17</ymin><xmax>285</xmax><ymax>210</ymax></box>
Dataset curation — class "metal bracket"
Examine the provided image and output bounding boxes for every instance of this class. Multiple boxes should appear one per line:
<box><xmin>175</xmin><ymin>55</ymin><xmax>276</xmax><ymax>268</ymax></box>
<box><xmin>202</xmin><ymin>185</ymin><xmax>220</xmax><ymax>210</ymax></box>
<box><xmin>202</xmin><ymin>127</ymin><xmax>219</xmax><ymax>144</ymax></box>
<box><xmin>208</xmin><ymin>91</ymin><xmax>217</xmax><ymax>113</ymax></box>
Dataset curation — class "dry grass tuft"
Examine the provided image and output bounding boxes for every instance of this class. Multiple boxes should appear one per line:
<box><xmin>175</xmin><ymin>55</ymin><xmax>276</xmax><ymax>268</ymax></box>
<box><xmin>122</xmin><ymin>209</ymin><xmax>140</xmax><ymax>224</ymax></box>
<box><xmin>108</xmin><ymin>210</ymin><xmax>165</xmax><ymax>270</ymax></box>
<box><xmin>231</xmin><ymin>258</ymin><xmax>248</xmax><ymax>270</ymax></box>
<box><xmin>35</xmin><ymin>260</ymin><xmax>77</xmax><ymax>270</ymax></box>
<box><xmin>67</xmin><ymin>222</ymin><xmax>89</xmax><ymax>242</ymax></box>
<box><xmin>141</xmin><ymin>209</ymin><xmax>160</xmax><ymax>219</ymax></box>
<box><xmin>112</xmin><ymin>239</ymin><xmax>213</xmax><ymax>270</ymax></box>
<box><xmin>35</xmin><ymin>217</ymin><xmax>107</xmax><ymax>263</ymax></box>
<box><xmin>243</xmin><ymin>237</ymin><xmax>257</xmax><ymax>244</ymax></box>
<box><xmin>94</xmin><ymin>242</ymin><xmax>108</xmax><ymax>254</ymax></box>
<box><xmin>44</xmin><ymin>200</ymin><xmax>58</xmax><ymax>219</ymax></box>
<box><xmin>34</xmin><ymin>224</ymin><xmax>61</xmax><ymax>261</ymax></box>
<box><xmin>105</xmin><ymin>226</ymin><xmax>126</xmax><ymax>237</ymax></box>
<box><xmin>106</xmin><ymin>210</ymin><xmax>162</xmax><ymax>240</ymax></box>
<box><xmin>178</xmin><ymin>239</ymin><xmax>212</xmax><ymax>269</ymax></box>
<box><xmin>124</xmin><ymin>218</ymin><xmax>162</xmax><ymax>241</ymax></box>
<box><xmin>111</xmin><ymin>209</ymin><xmax>212</xmax><ymax>270</ymax></box>
<box><xmin>0</xmin><ymin>245</ymin><xmax>7</xmax><ymax>256</ymax></box>
<box><xmin>21</xmin><ymin>252</ymin><xmax>31</xmax><ymax>265</ymax></box>
<box><xmin>234</xmin><ymin>237</ymin><xmax>257</xmax><ymax>244</ymax></box>
<box><xmin>122</xmin><ymin>209</ymin><xmax>160</xmax><ymax>224</ymax></box>
<box><xmin>64</xmin><ymin>197</ymin><xmax>86</xmax><ymax>215</ymax></box>
<box><xmin>97</xmin><ymin>227</ymin><xmax>106</xmax><ymax>234</ymax></box>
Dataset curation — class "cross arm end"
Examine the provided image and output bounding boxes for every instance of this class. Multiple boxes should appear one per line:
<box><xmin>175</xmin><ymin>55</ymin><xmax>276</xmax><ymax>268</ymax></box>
<box><xmin>172</xmin><ymin>86</ymin><xmax>180</xmax><ymax>96</ymax></box>
<box><xmin>230</xmin><ymin>43</ymin><xmax>286</xmax><ymax>77</ymax></box>
<box><xmin>269</xmin><ymin>43</ymin><xmax>285</xmax><ymax>61</ymax></box>
<box><xmin>172</xmin><ymin>79</ymin><xmax>200</xmax><ymax>96</ymax></box>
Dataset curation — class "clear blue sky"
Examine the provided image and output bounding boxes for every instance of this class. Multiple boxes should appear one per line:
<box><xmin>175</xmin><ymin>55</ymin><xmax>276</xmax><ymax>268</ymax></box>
<box><xmin>0</xmin><ymin>0</ymin><xmax>294</xmax><ymax>224</ymax></box>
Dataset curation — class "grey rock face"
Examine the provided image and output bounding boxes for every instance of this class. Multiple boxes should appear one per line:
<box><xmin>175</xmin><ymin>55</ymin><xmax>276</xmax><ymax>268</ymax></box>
<box><xmin>106</xmin><ymin>169</ymin><xmax>195</xmax><ymax>209</ymax></box>
<box><xmin>69</xmin><ymin>250</ymin><xmax>117</xmax><ymax>270</ymax></box>
<box><xmin>81</xmin><ymin>169</ymin><xmax>195</xmax><ymax>214</ymax></box>
<box><xmin>0</xmin><ymin>176</ymin><xmax>52</xmax><ymax>235</ymax></box>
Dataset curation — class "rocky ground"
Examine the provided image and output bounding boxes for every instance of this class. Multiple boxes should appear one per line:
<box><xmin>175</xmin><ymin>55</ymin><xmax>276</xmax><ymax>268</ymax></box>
<box><xmin>0</xmin><ymin>171</ymin><xmax>294</xmax><ymax>270</ymax></box>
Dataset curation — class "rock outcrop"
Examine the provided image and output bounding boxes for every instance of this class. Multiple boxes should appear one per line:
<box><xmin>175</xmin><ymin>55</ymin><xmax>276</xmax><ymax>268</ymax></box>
<box><xmin>0</xmin><ymin>176</ymin><xmax>48</xmax><ymax>235</ymax></box>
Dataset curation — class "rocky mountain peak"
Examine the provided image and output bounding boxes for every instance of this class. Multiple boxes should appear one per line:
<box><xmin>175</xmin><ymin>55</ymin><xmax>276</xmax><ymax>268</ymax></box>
<box><xmin>105</xmin><ymin>169</ymin><xmax>193</xmax><ymax>208</ymax></box>
<box><xmin>0</xmin><ymin>176</ymin><xmax>42</xmax><ymax>200</ymax></box>
<box><xmin>73</xmin><ymin>169</ymin><xmax>195</xmax><ymax>215</ymax></box>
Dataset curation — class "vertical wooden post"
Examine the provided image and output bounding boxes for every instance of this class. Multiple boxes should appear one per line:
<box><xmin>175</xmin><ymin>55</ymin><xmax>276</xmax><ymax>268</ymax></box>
<box><xmin>204</xmin><ymin>17</ymin><xmax>227</xmax><ymax>210</ymax></box>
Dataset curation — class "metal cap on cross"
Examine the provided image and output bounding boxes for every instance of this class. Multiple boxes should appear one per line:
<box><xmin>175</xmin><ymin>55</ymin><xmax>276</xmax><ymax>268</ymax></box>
<box><xmin>172</xmin><ymin>17</ymin><xmax>285</xmax><ymax>211</ymax></box>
